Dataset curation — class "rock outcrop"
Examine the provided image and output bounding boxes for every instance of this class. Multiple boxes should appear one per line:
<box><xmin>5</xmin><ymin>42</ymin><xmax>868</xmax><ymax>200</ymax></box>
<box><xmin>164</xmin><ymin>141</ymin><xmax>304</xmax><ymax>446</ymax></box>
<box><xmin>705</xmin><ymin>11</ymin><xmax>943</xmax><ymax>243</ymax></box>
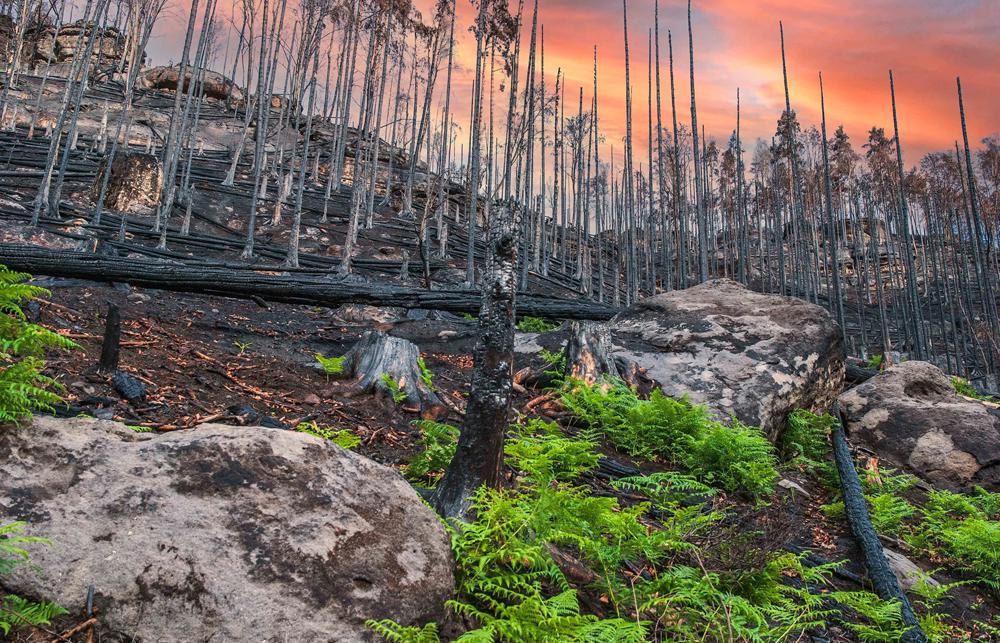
<box><xmin>142</xmin><ymin>65</ymin><xmax>245</xmax><ymax>107</ymax></box>
<box><xmin>24</xmin><ymin>21</ymin><xmax>130</xmax><ymax>75</ymax></box>
<box><xmin>839</xmin><ymin>361</ymin><xmax>1000</xmax><ymax>490</ymax></box>
<box><xmin>611</xmin><ymin>279</ymin><xmax>844</xmax><ymax>440</ymax></box>
<box><xmin>0</xmin><ymin>417</ymin><xmax>454</xmax><ymax>642</ymax></box>
<box><xmin>92</xmin><ymin>151</ymin><xmax>163</xmax><ymax>213</ymax></box>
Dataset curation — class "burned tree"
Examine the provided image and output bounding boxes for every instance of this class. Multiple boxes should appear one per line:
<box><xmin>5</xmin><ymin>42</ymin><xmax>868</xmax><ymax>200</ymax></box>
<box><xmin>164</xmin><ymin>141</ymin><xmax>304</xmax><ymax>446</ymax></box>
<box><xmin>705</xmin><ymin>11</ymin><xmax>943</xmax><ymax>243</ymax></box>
<box><xmin>435</xmin><ymin>199</ymin><xmax>521</xmax><ymax>521</ymax></box>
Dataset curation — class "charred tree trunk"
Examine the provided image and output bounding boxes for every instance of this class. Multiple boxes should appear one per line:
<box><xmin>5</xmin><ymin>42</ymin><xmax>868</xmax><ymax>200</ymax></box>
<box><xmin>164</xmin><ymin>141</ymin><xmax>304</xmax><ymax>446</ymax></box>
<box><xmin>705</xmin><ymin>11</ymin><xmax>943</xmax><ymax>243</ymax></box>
<box><xmin>97</xmin><ymin>302</ymin><xmax>121</xmax><ymax>374</ymax></box>
<box><xmin>435</xmin><ymin>199</ymin><xmax>520</xmax><ymax>521</ymax></box>
<box><xmin>832</xmin><ymin>405</ymin><xmax>927</xmax><ymax>643</ymax></box>
<box><xmin>0</xmin><ymin>245</ymin><xmax>615</xmax><ymax>320</ymax></box>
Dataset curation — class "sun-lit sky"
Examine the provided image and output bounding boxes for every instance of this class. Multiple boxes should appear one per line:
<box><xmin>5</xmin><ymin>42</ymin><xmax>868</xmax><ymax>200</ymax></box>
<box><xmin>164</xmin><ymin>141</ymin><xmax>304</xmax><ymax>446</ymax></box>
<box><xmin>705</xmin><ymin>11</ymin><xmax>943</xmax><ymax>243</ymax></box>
<box><xmin>139</xmin><ymin>0</ymin><xmax>999</xmax><ymax>166</ymax></box>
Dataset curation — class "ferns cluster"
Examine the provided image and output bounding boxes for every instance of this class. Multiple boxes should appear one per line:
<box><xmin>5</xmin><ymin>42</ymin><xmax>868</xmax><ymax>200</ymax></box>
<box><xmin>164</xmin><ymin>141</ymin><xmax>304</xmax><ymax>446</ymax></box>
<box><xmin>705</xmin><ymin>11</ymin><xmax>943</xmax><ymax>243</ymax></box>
<box><xmin>950</xmin><ymin>376</ymin><xmax>996</xmax><ymax>402</ymax></box>
<box><xmin>0</xmin><ymin>266</ymin><xmax>77</xmax><ymax>424</ymax></box>
<box><xmin>405</xmin><ymin>420</ymin><xmax>460</xmax><ymax>486</ymax></box>
<box><xmin>373</xmin><ymin>418</ymin><xmax>912</xmax><ymax>642</ymax></box>
<box><xmin>911</xmin><ymin>488</ymin><xmax>1000</xmax><ymax>593</ymax></box>
<box><xmin>0</xmin><ymin>522</ymin><xmax>67</xmax><ymax>636</ymax></box>
<box><xmin>516</xmin><ymin>316</ymin><xmax>561</xmax><ymax>333</ymax></box>
<box><xmin>560</xmin><ymin>378</ymin><xmax>778</xmax><ymax>497</ymax></box>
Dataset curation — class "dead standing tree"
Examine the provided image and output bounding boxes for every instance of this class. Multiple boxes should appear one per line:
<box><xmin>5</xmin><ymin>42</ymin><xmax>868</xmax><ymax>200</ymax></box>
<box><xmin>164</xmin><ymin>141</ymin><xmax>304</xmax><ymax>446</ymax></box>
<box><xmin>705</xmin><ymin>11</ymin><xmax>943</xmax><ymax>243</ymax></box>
<box><xmin>434</xmin><ymin>199</ymin><xmax>520</xmax><ymax>521</ymax></box>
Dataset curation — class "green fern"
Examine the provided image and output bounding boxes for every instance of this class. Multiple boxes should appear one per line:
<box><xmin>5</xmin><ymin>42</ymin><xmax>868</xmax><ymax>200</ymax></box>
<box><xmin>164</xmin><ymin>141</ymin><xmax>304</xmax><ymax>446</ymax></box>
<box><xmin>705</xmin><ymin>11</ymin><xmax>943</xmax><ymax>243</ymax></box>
<box><xmin>1</xmin><ymin>594</ymin><xmax>67</xmax><ymax>636</ymax></box>
<box><xmin>380</xmin><ymin>373</ymin><xmax>409</xmax><ymax>404</ymax></box>
<box><xmin>417</xmin><ymin>356</ymin><xmax>435</xmax><ymax>390</ymax></box>
<box><xmin>316</xmin><ymin>353</ymin><xmax>346</xmax><ymax>377</ymax></box>
<box><xmin>560</xmin><ymin>378</ymin><xmax>778</xmax><ymax>497</ymax></box>
<box><xmin>405</xmin><ymin>421</ymin><xmax>460</xmax><ymax>486</ymax></box>
<box><xmin>366</xmin><ymin>620</ymin><xmax>440</xmax><ymax>642</ymax></box>
<box><xmin>951</xmin><ymin>376</ymin><xmax>996</xmax><ymax>402</ymax></box>
<box><xmin>0</xmin><ymin>266</ymin><xmax>77</xmax><ymax>425</ymax></box>
<box><xmin>0</xmin><ymin>522</ymin><xmax>67</xmax><ymax>636</ymax></box>
<box><xmin>517</xmin><ymin>316</ymin><xmax>560</xmax><ymax>333</ymax></box>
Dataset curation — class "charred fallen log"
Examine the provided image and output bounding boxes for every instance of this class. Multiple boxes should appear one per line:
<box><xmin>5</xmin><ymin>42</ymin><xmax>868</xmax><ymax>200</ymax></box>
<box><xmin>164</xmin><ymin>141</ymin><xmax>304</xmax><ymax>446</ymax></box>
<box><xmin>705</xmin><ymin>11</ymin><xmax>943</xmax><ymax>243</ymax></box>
<box><xmin>0</xmin><ymin>245</ymin><xmax>619</xmax><ymax>320</ymax></box>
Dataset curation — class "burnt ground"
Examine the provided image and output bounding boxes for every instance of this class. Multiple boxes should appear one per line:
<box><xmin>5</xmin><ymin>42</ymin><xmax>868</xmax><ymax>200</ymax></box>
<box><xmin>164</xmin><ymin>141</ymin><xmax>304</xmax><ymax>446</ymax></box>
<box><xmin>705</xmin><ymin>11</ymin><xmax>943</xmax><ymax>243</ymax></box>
<box><xmin>18</xmin><ymin>279</ymin><xmax>999</xmax><ymax>642</ymax></box>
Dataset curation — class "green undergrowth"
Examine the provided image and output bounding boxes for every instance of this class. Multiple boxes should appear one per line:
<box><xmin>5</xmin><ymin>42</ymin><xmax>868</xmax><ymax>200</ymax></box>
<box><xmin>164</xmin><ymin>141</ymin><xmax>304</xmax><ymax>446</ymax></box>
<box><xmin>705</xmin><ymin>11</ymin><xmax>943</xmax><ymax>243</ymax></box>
<box><xmin>316</xmin><ymin>353</ymin><xmax>346</xmax><ymax>377</ymax></box>
<box><xmin>559</xmin><ymin>378</ymin><xmax>778</xmax><ymax>497</ymax></box>
<box><xmin>0</xmin><ymin>266</ymin><xmax>77</xmax><ymax>424</ymax></box>
<box><xmin>517</xmin><ymin>316</ymin><xmax>561</xmax><ymax>333</ymax></box>
<box><xmin>789</xmin><ymin>408</ymin><xmax>1000</xmax><ymax>610</ymax></box>
<box><xmin>951</xmin><ymin>376</ymin><xmax>996</xmax><ymax>402</ymax></box>
<box><xmin>1</xmin><ymin>522</ymin><xmax>66</xmax><ymax>635</ymax></box>
<box><xmin>373</xmin><ymin>410</ymin><xmax>917</xmax><ymax>642</ymax></box>
<box><xmin>296</xmin><ymin>421</ymin><xmax>362</xmax><ymax>449</ymax></box>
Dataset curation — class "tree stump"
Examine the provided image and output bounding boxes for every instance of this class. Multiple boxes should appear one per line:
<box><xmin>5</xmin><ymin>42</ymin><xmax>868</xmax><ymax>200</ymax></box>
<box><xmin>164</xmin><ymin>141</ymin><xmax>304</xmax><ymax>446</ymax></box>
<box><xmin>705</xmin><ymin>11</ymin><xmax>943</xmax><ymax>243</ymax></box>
<box><xmin>564</xmin><ymin>321</ymin><xmax>618</xmax><ymax>384</ymax></box>
<box><xmin>92</xmin><ymin>151</ymin><xmax>163</xmax><ymax>213</ymax></box>
<box><xmin>342</xmin><ymin>330</ymin><xmax>443</xmax><ymax>414</ymax></box>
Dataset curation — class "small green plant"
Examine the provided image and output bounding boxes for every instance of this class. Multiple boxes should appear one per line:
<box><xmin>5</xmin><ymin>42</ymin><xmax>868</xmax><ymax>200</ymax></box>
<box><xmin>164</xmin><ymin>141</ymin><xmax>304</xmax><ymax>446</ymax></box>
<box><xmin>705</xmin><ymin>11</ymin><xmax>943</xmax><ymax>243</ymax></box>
<box><xmin>380</xmin><ymin>373</ymin><xmax>409</xmax><ymax>404</ymax></box>
<box><xmin>1</xmin><ymin>522</ymin><xmax>67</xmax><ymax>635</ymax></box>
<box><xmin>316</xmin><ymin>353</ymin><xmax>346</xmax><ymax>377</ymax></box>
<box><xmin>782</xmin><ymin>410</ymin><xmax>836</xmax><ymax>481</ymax></box>
<box><xmin>539</xmin><ymin>348</ymin><xmax>566</xmax><ymax>386</ymax></box>
<box><xmin>460</xmin><ymin>312</ymin><xmax>476</xmax><ymax>321</ymax></box>
<box><xmin>863</xmin><ymin>353</ymin><xmax>884</xmax><ymax>369</ymax></box>
<box><xmin>127</xmin><ymin>424</ymin><xmax>154</xmax><ymax>433</ymax></box>
<box><xmin>417</xmin><ymin>356</ymin><xmax>434</xmax><ymax>390</ymax></box>
<box><xmin>405</xmin><ymin>421</ymin><xmax>460</xmax><ymax>486</ymax></box>
<box><xmin>951</xmin><ymin>376</ymin><xmax>996</xmax><ymax>402</ymax></box>
<box><xmin>365</xmin><ymin>620</ymin><xmax>440</xmax><ymax>642</ymax></box>
<box><xmin>516</xmin><ymin>316</ymin><xmax>560</xmax><ymax>333</ymax></box>
<box><xmin>296</xmin><ymin>422</ymin><xmax>362</xmax><ymax>449</ymax></box>
<box><xmin>0</xmin><ymin>266</ymin><xmax>78</xmax><ymax>424</ymax></box>
<box><xmin>233</xmin><ymin>340</ymin><xmax>252</xmax><ymax>355</ymax></box>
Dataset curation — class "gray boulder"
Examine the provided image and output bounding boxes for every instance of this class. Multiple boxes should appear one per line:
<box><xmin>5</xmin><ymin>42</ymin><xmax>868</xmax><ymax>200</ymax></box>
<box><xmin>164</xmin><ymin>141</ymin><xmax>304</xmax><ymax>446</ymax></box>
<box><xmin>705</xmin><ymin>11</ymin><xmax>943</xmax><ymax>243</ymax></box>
<box><xmin>839</xmin><ymin>361</ymin><xmax>1000</xmax><ymax>490</ymax></box>
<box><xmin>609</xmin><ymin>279</ymin><xmax>844</xmax><ymax>440</ymax></box>
<box><xmin>0</xmin><ymin>417</ymin><xmax>454</xmax><ymax>642</ymax></box>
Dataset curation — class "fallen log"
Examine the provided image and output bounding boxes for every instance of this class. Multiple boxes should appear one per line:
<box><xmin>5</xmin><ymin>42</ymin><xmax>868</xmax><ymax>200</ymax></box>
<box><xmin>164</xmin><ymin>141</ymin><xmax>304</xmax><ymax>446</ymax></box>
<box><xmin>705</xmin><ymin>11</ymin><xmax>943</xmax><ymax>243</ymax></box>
<box><xmin>0</xmin><ymin>244</ymin><xmax>619</xmax><ymax>320</ymax></box>
<box><xmin>831</xmin><ymin>403</ymin><xmax>927</xmax><ymax>643</ymax></box>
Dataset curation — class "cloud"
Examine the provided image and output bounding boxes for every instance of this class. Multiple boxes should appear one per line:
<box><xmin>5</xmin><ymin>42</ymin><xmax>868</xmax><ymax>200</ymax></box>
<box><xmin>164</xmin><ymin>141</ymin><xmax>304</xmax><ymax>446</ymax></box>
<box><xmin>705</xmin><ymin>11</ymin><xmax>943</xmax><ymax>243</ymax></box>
<box><xmin>143</xmin><ymin>0</ymin><xmax>999</xmax><ymax>166</ymax></box>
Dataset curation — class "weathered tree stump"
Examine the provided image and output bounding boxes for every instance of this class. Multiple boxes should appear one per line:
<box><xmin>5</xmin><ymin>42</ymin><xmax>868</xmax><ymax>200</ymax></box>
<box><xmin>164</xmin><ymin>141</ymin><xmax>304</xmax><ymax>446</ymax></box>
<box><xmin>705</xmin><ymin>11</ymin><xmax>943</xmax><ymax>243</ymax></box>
<box><xmin>342</xmin><ymin>330</ymin><xmax>443</xmax><ymax>414</ymax></box>
<box><xmin>92</xmin><ymin>151</ymin><xmax>163</xmax><ymax>213</ymax></box>
<box><xmin>564</xmin><ymin>321</ymin><xmax>618</xmax><ymax>384</ymax></box>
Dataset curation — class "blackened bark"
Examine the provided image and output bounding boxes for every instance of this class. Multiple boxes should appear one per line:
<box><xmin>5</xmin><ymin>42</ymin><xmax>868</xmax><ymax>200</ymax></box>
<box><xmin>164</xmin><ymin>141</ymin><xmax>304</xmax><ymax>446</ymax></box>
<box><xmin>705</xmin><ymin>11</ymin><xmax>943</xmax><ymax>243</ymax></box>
<box><xmin>831</xmin><ymin>405</ymin><xmax>927</xmax><ymax>643</ymax></box>
<box><xmin>98</xmin><ymin>302</ymin><xmax>121</xmax><ymax>374</ymax></box>
<box><xmin>434</xmin><ymin>200</ymin><xmax>520</xmax><ymax>521</ymax></box>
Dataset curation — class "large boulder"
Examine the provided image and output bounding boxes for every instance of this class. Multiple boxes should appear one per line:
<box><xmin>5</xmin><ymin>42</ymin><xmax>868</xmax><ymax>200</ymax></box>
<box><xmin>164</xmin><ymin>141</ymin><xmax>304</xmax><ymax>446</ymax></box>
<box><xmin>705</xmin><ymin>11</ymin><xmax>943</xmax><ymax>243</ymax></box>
<box><xmin>839</xmin><ymin>361</ymin><xmax>1000</xmax><ymax>490</ymax></box>
<box><xmin>92</xmin><ymin>151</ymin><xmax>163</xmax><ymax>213</ymax></box>
<box><xmin>142</xmin><ymin>65</ymin><xmax>245</xmax><ymax>107</ymax></box>
<box><xmin>609</xmin><ymin>279</ymin><xmax>844</xmax><ymax>440</ymax></box>
<box><xmin>0</xmin><ymin>417</ymin><xmax>454</xmax><ymax>641</ymax></box>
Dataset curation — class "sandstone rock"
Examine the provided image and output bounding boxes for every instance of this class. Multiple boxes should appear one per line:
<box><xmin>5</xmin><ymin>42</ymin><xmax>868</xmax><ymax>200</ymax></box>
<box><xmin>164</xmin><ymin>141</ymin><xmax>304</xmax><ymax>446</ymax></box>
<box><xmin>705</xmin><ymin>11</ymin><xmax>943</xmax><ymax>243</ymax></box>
<box><xmin>883</xmin><ymin>547</ymin><xmax>937</xmax><ymax>592</ymax></box>
<box><xmin>92</xmin><ymin>151</ymin><xmax>163</xmax><ymax>213</ymax></box>
<box><xmin>142</xmin><ymin>65</ymin><xmax>245</xmax><ymax>107</ymax></box>
<box><xmin>839</xmin><ymin>361</ymin><xmax>1000</xmax><ymax>490</ymax></box>
<box><xmin>608</xmin><ymin>279</ymin><xmax>844</xmax><ymax>440</ymax></box>
<box><xmin>25</xmin><ymin>21</ymin><xmax>130</xmax><ymax>73</ymax></box>
<box><xmin>0</xmin><ymin>417</ymin><xmax>454</xmax><ymax>642</ymax></box>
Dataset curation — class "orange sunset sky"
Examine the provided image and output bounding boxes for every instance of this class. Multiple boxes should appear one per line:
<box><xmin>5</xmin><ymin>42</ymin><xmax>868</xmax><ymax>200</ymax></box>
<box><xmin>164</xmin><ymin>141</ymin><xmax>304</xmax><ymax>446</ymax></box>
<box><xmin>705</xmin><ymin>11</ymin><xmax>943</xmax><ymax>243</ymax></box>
<box><xmin>139</xmin><ymin>0</ymin><xmax>999</xmax><ymax>166</ymax></box>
